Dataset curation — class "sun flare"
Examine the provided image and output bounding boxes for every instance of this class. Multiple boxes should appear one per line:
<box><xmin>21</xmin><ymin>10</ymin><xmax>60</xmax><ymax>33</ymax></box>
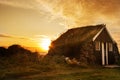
<box><xmin>39</xmin><ymin>38</ymin><xmax>51</xmax><ymax>51</ymax></box>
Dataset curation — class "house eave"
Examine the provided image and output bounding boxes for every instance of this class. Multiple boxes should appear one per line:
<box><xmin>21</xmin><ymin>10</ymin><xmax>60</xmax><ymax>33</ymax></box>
<box><xmin>92</xmin><ymin>27</ymin><xmax>105</xmax><ymax>41</ymax></box>
<box><xmin>92</xmin><ymin>26</ymin><xmax>114</xmax><ymax>42</ymax></box>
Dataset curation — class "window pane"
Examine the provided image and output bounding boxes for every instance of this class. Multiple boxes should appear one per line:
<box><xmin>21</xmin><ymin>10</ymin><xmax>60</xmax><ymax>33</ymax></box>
<box><xmin>95</xmin><ymin>41</ymin><xmax>100</xmax><ymax>51</ymax></box>
<box><xmin>109</xmin><ymin>43</ymin><xmax>113</xmax><ymax>51</ymax></box>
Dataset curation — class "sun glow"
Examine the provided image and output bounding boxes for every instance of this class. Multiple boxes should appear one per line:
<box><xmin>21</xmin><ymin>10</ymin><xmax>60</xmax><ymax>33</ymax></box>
<box><xmin>39</xmin><ymin>38</ymin><xmax>51</xmax><ymax>51</ymax></box>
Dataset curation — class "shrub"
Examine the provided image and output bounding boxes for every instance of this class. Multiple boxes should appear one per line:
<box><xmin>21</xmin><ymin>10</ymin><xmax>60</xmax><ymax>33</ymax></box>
<box><xmin>0</xmin><ymin>47</ymin><xmax>7</xmax><ymax>56</ymax></box>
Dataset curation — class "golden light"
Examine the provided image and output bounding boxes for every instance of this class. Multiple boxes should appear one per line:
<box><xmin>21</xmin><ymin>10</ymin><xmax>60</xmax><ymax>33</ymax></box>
<box><xmin>39</xmin><ymin>38</ymin><xmax>51</xmax><ymax>51</ymax></box>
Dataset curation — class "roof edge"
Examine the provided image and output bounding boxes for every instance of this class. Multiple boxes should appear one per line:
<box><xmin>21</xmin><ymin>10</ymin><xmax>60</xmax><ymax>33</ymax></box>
<box><xmin>104</xmin><ymin>27</ymin><xmax>115</xmax><ymax>43</ymax></box>
<box><xmin>93</xmin><ymin>25</ymin><xmax>115</xmax><ymax>42</ymax></box>
<box><xmin>92</xmin><ymin>25</ymin><xmax>105</xmax><ymax>41</ymax></box>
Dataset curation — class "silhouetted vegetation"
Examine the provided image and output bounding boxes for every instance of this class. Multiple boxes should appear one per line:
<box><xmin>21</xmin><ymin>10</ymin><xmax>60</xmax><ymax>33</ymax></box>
<box><xmin>0</xmin><ymin>44</ymin><xmax>41</xmax><ymax>66</ymax></box>
<box><xmin>0</xmin><ymin>47</ymin><xmax>7</xmax><ymax>56</ymax></box>
<box><xmin>0</xmin><ymin>44</ymin><xmax>38</xmax><ymax>56</ymax></box>
<box><xmin>0</xmin><ymin>44</ymin><xmax>67</xmax><ymax>69</ymax></box>
<box><xmin>7</xmin><ymin>44</ymin><xmax>25</xmax><ymax>55</ymax></box>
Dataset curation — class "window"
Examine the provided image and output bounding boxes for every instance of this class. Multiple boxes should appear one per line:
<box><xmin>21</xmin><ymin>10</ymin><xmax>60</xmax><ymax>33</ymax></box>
<box><xmin>109</xmin><ymin>43</ymin><xmax>113</xmax><ymax>51</ymax></box>
<box><xmin>95</xmin><ymin>41</ymin><xmax>100</xmax><ymax>51</ymax></box>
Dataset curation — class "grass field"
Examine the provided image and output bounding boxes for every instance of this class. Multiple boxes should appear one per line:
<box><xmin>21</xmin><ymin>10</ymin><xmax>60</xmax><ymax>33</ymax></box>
<box><xmin>0</xmin><ymin>59</ymin><xmax>120</xmax><ymax>80</ymax></box>
<box><xmin>0</xmin><ymin>52</ymin><xmax>120</xmax><ymax>80</ymax></box>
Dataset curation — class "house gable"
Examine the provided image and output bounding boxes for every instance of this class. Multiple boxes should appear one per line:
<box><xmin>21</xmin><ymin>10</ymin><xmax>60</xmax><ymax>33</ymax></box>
<box><xmin>93</xmin><ymin>27</ymin><xmax>114</xmax><ymax>42</ymax></box>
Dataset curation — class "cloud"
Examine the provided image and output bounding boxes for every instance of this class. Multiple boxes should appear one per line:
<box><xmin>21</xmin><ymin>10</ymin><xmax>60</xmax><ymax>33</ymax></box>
<box><xmin>29</xmin><ymin>35</ymin><xmax>53</xmax><ymax>46</ymax></box>
<box><xmin>0</xmin><ymin>34</ymin><xmax>30</xmax><ymax>40</ymax></box>
<box><xmin>31</xmin><ymin>35</ymin><xmax>49</xmax><ymax>40</ymax></box>
<box><xmin>0</xmin><ymin>0</ymin><xmax>38</xmax><ymax>9</ymax></box>
<box><xmin>1</xmin><ymin>0</ymin><xmax>120</xmax><ymax>28</ymax></box>
<box><xmin>38</xmin><ymin>0</ymin><xmax>120</xmax><ymax>27</ymax></box>
<box><xmin>0</xmin><ymin>34</ymin><xmax>13</xmax><ymax>38</ymax></box>
<box><xmin>37</xmin><ymin>0</ymin><xmax>120</xmax><ymax>49</ymax></box>
<box><xmin>35</xmin><ymin>35</ymin><xmax>51</xmax><ymax>38</ymax></box>
<box><xmin>0</xmin><ymin>0</ymin><xmax>56</xmax><ymax>24</ymax></box>
<box><xmin>0</xmin><ymin>0</ymin><xmax>120</xmax><ymax>48</ymax></box>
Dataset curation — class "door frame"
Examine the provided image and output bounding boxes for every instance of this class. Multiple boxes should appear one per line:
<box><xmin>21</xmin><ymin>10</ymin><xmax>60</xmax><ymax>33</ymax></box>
<box><xmin>102</xmin><ymin>42</ymin><xmax>108</xmax><ymax>65</ymax></box>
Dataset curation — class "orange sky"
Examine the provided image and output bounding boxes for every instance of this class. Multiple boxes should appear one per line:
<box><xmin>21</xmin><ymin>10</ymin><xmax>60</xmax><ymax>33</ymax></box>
<box><xmin>0</xmin><ymin>0</ymin><xmax>120</xmax><ymax>51</ymax></box>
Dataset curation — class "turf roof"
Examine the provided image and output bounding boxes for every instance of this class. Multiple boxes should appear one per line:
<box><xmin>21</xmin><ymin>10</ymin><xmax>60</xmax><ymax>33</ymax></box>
<box><xmin>52</xmin><ymin>24</ymin><xmax>105</xmax><ymax>46</ymax></box>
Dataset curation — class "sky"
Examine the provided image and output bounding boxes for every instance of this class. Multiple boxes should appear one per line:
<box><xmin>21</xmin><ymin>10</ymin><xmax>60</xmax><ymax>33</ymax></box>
<box><xmin>0</xmin><ymin>0</ymin><xmax>120</xmax><ymax>51</ymax></box>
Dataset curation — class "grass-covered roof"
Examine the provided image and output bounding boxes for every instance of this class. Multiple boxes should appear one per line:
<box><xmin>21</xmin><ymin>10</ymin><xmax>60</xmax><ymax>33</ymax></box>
<box><xmin>52</xmin><ymin>24</ymin><xmax>105</xmax><ymax>47</ymax></box>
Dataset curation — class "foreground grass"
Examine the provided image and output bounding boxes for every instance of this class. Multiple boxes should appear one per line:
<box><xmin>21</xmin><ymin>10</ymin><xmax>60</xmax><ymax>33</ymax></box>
<box><xmin>0</xmin><ymin>65</ymin><xmax>120</xmax><ymax>80</ymax></box>
<box><xmin>0</xmin><ymin>55</ymin><xmax>120</xmax><ymax>80</ymax></box>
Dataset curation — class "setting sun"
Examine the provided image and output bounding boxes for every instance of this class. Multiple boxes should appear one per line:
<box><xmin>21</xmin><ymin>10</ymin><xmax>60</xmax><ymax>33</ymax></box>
<box><xmin>39</xmin><ymin>38</ymin><xmax>51</xmax><ymax>51</ymax></box>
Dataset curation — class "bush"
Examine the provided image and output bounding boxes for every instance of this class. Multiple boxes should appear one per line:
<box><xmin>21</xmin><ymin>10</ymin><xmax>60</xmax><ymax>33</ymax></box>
<box><xmin>0</xmin><ymin>47</ymin><xmax>7</xmax><ymax>56</ymax></box>
<box><xmin>0</xmin><ymin>44</ymin><xmax>42</xmax><ymax>66</ymax></box>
